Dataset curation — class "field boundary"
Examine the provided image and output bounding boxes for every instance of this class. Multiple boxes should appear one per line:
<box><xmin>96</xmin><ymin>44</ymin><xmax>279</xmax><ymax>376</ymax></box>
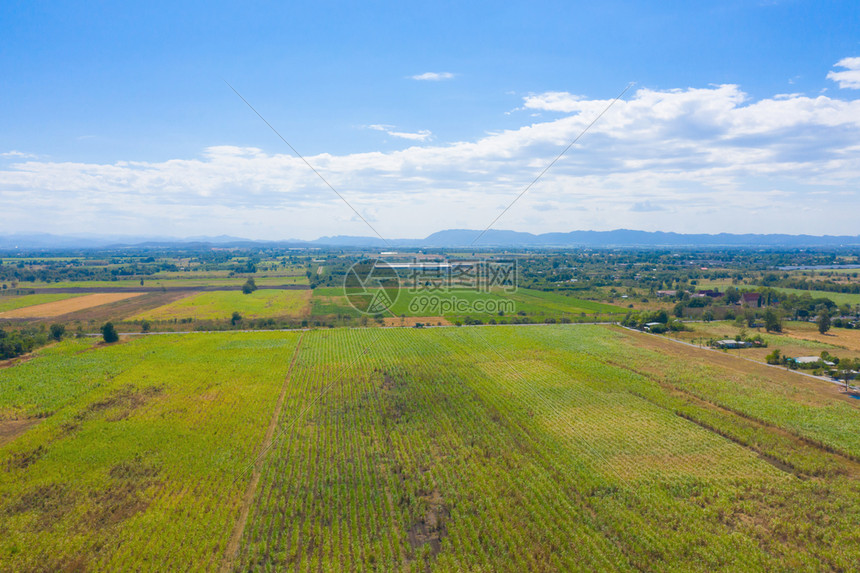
<box><xmin>219</xmin><ymin>332</ymin><xmax>305</xmax><ymax>572</ymax></box>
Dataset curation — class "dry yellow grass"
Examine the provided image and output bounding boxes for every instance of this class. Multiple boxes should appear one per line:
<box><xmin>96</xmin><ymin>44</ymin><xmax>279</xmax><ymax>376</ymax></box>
<box><xmin>781</xmin><ymin>323</ymin><xmax>860</xmax><ymax>353</ymax></box>
<box><xmin>0</xmin><ymin>292</ymin><xmax>145</xmax><ymax>318</ymax></box>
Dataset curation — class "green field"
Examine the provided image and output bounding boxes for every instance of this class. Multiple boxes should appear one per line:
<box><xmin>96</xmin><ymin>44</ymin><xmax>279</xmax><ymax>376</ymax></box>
<box><xmin>312</xmin><ymin>286</ymin><xmax>624</xmax><ymax>319</ymax></box>
<box><xmin>697</xmin><ymin>281</ymin><xmax>860</xmax><ymax>307</ymax></box>
<box><xmin>132</xmin><ymin>289</ymin><xmax>312</xmax><ymax>321</ymax></box>
<box><xmin>766</xmin><ymin>286</ymin><xmax>860</xmax><ymax>307</ymax></box>
<box><xmin>0</xmin><ymin>332</ymin><xmax>302</xmax><ymax>571</ymax></box>
<box><xmin>2</xmin><ymin>325</ymin><xmax>858</xmax><ymax>571</ymax></box>
<box><xmin>0</xmin><ymin>293</ymin><xmax>86</xmax><ymax>314</ymax></box>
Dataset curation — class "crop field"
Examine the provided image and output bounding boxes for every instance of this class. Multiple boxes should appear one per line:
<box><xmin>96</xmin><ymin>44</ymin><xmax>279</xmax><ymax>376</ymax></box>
<box><xmin>1</xmin><ymin>325</ymin><xmax>858</xmax><ymax>571</ymax></box>
<box><xmin>133</xmin><ymin>290</ymin><xmax>313</xmax><ymax>321</ymax></box>
<box><xmin>0</xmin><ymin>332</ymin><xmax>302</xmax><ymax>571</ymax></box>
<box><xmin>0</xmin><ymin>293</ymin><xmax>86</xmax><ymax>314</ymax></box>
<box><xmin>781</xmin><ymin>321</ymin><xmax>860</xmax><ymax>353</ymax></box>
<box><xmin>0</xmin><ymin>292</ymin><xmax>145</xmax><ymax>319</ymax></box>
<box><xmin>311</xmin><ymin>287</ymin><xmax>623</xmax><ymax>320</ymax></box>
<box><xmin>766</xmin><ymin>286</ymin><xmax>860</xmax><ymax>307</ymax></box>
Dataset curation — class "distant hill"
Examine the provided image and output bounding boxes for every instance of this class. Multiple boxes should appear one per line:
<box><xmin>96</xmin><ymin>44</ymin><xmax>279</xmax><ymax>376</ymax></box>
<box><xmin>2</xmin><ymin>229</ymin><xmax>860</xmax><ymax>251</ymax></box>
<box><xmin>312</xmin><ymin>229</ymin><xmax>860</xmax><ymax>248</ymax></box>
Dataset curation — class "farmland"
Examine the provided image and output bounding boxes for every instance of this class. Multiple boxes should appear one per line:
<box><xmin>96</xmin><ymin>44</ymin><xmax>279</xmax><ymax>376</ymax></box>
<box><xmin>668</xmin><ymin>320</ymin><xmax>860</xmax><ymax>369</ymax></box>
<box><xmin>310</xmin><ymin>286</ymin><xmax>624</xmax><ymax>321</ymax></box>
<box><xmin>0</xmin><ymin>293</ymin><xmax>86</xmax><ymax>314</ymax></box>
<box><xmin>0</xmin><ymin>293</ymin><xmax>145</xmax><ymax>319</ymax></box>
<box><xmin>2</xmin><ymin>325</ymin><xmax>858</xmax><ymax>571</ymax></box>
<box><xmin>133</xmin><ymin>289</ymin><xmax>313</xmax><ymax>321</ymax></box>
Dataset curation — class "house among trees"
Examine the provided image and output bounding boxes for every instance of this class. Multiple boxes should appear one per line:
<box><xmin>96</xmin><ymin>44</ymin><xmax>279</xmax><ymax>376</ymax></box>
<box><xmin>695</xmin><ymin>289</ymin><xmax>723</xmax><ymax>298</ymax></box>
<box><xmin>741</xmin><ymin>292</ymin><xmax>761</xmax><ymax>307</ymax></box>
<box><xmin>715</xmin><ymin>339</ymin><xmax>751</xmax><ymax>349</ymax></box>
<box><xmin>791</xmin><ymin>356</ymin><xmax>835</xmax><ymax>367</ymax></box>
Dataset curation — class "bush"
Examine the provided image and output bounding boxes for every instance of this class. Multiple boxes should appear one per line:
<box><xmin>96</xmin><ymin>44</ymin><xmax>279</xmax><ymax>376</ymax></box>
<box><xmin>242</xmin><ymin>278</ymin><xmax>258</xmax><ymax>295</ymax></box>
<box><xmin>101</xmin><ymin>322</ymin><xmax>119</xmax><ymax>343</ymax></box>
<box><xmin>765</xmin><ymin>349</ymin><xmax>781</xmax><ymax>365</ymax></box>
<box><xmin>49</xmin><ymin>323</ymin><xmax>65</xmax><ymax>341</ymax></box>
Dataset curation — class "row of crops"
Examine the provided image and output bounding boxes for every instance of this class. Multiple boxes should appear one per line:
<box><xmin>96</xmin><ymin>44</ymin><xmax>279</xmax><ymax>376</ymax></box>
<box><xmin>0</xmin><ymin>332</ymin><xmax>301</xmax><ymax>571</ymax></box>
<box><xmin>1</xmin><ymin>326</ymin><xmax>858</xmax><ymax>571</ymax></box>
<box><xmin>236</xmin><ymin>326</ymin><xmax>860</xmax><ymax>572</ymax></box>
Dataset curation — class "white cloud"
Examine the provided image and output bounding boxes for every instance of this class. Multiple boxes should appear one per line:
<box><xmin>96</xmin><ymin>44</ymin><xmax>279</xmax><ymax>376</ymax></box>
<box><xmin>3</xmin><ymin>78</ymin><xmax>860</xmax><ymax>239</ymax></box>
<box><xmin>410</xmin><ymin>72</ymin><xmax>455</xmax><ymax>81</ymax></box>
<box><xmin>1</xmin><ymin>150</ymin><xmax>37</xmax><ymax>159</ymax></box>
<box><xmin>827</xmin><ymin>57</ymin><xmax>860</xmax><ymax>89</ymax></box>
<box><xmin>366</xmin><ymin>124</ymin><xmax>432</xmax><ymax>141</ymax></box>
<box><xmin>522</xmin><ymin>91</ymin><xmax>584</xmax><ymax>112</ymax></box>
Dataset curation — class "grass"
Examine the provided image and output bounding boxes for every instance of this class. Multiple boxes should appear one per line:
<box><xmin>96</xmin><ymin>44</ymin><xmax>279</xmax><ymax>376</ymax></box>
<box><xmin>132</xmin><ymin>289</ymin><xmax>312</xmax><ymax>321</ymax></box>
<box><xmin>2</xmin><ymin>325</ymin><xmax>859</xmax><ymax>571</ymax></box>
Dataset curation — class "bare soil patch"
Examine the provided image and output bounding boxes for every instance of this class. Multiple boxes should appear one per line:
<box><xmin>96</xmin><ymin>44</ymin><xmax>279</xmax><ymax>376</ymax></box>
<box><xmin>408</xmin><ymin>488</ymin><xmax>449</xmax><ymax>562</ymax></box>
<box><xmin>0</xmin><ymin>293</ymin><xmax>145</xmax><ymax>318</ymax></box>
<box><xmin>0</xmin><ymin>418</ymin><xmax>40</xmax><ymax>446</ymax></box>
<box><xmin>0</xmin><ymin>355</ymin><xmax>35</xmax><ymax>370</ymax></box>
<box><xmin>76</xmin><ymin>384</ymin><xmax>164</xmax><ymax>423</ymax></box>
<box><xmin>6</xmin><ymin>483</ymin><xmax>77</xmax><ymax>531</ymax></box>
<box><xmin>5</xmin><ymin>445</ymin><xmax>48</xmax><ymax>472</ymax></box>
<box><xmin>85</xmin><ymin>459</ymin><xmax>161</xmax><ymax>529</ymax></box>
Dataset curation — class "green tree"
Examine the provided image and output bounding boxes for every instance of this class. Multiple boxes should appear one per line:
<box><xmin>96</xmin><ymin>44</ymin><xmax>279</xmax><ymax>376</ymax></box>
<box><xmin>703</xmin><ymin>309</ymin><xmax>714</xmax><ymax>322</ymax></box>
<box><xmin>724</xmin><ymin>286</ymin><xmax>740</xmax><ymax>305</ymax></box>
<box><xmin>49</xmin><ymin>323</ymin><xmax>65</xmax><ymax>341</ymax></box>
<box><xmin>242</xmin><ymin>278</ymin><xmax>257</xmax><ymax>294</ymax></box>
<box><xmin>817</xmin><ymin>311</ymin><xmax>831</xmax><ymax>335</ymax></box>
<box><xmin>101</xmin><ymin>322</ymin><xmax>119</xmax><ymax>343</ymax></box>
<box><xmin>765</xmin><ymin>348</ymin><xmax>781</xmax><ymax>365</ymax></box>
<box><xmin>231</xmin><ymin>311</ymin><xmax>242</xmax><ymax>326</ymax></box>
<box><xmin>764</xmin><ymin>308</ymin><xmax>782</xmax><ymax>332</ymax></box>
<box><xmin>140</xmin><ymin>320</ymin><xmax>151</xmax><ymax>333</ymax></box>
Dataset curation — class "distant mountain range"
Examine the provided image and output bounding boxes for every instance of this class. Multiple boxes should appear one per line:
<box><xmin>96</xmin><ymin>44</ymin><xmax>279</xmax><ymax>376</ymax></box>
<box><xmin>1</xmin><ymin>229</ymin><xmax>860</xmax><ymax>251</ymax></box>
<box><xmin>313</xmin><ymin>229</ymin><xmax>860</xmax><ymax>248</ymax></box>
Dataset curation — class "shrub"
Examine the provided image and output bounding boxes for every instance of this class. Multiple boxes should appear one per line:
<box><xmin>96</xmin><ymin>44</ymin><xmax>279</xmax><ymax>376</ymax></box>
<box><xmin>101</xmin><ymin>322</ymin><xmax>119</xmax><ymax>343</ymax></box>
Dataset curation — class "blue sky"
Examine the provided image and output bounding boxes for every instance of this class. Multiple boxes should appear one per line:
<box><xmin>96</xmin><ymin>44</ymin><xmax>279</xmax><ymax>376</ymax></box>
<box><xmin>2</xmin><ymin>1</ymin><xmax>860</xmax><ymax>240</ymax></box>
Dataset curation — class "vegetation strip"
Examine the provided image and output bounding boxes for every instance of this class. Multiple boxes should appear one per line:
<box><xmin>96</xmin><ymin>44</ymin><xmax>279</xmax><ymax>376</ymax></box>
<box><xmin>220</xmin><ymin>331</ymin><xmax>305</xmax><ymax>572</ymax></box>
